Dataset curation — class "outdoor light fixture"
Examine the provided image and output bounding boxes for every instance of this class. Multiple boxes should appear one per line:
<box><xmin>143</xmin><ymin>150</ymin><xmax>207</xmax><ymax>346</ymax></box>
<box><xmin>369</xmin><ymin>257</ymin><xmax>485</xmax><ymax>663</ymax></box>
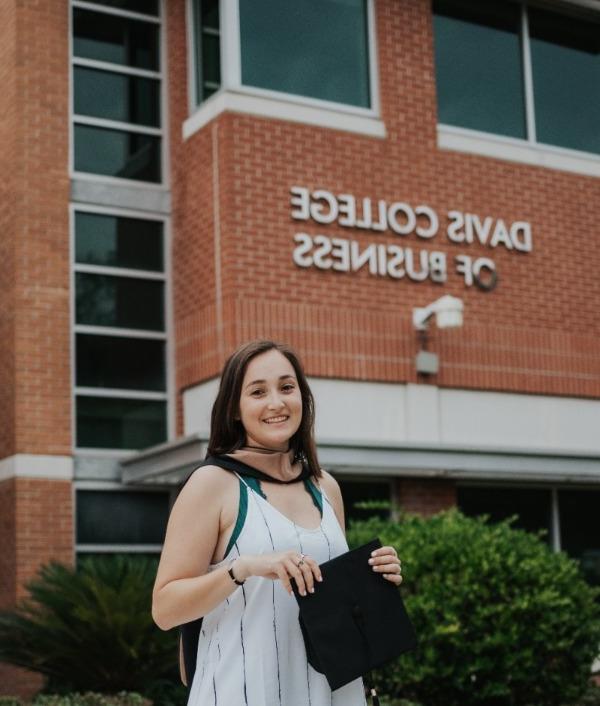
<box><xmin>412</xmin><ymin>295</ymin><xmax>464</xmax><ymax>375</ymax></box>
<box><xmin>412</xmin><ymin>294</ymin><xmax>464</xmax><ymax>331</ymax></box>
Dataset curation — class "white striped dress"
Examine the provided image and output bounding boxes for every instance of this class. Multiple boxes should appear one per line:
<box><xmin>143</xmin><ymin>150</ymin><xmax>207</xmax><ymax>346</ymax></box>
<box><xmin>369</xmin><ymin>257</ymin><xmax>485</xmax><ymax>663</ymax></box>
<box><xmin>186</xmin><ymin>471</ymin><xmax>368</xmax><ymax>706</ymax></box>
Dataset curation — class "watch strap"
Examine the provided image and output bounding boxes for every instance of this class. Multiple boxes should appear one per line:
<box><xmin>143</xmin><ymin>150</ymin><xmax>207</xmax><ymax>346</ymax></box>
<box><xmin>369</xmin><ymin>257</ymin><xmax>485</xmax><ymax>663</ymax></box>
<box><xmin>228</xmin><ymin>559</ymin><xmax>245</xmax><ymax>585</ymax></box>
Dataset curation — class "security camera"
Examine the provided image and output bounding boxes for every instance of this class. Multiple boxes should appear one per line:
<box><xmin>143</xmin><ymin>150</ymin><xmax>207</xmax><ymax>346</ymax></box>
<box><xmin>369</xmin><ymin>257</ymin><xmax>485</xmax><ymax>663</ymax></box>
<box><xmin>412</xmin><ymin>295</ymin><xmax>464</xmax><ymax>331</ymax></box>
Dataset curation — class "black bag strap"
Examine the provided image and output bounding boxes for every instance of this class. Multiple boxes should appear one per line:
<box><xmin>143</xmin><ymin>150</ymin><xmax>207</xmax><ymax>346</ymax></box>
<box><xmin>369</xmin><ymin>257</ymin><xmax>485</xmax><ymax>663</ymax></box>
<box><xmin>186</xmin><ymin>453</ymin><xmax>312</xmax><ymax>485</ymax></box>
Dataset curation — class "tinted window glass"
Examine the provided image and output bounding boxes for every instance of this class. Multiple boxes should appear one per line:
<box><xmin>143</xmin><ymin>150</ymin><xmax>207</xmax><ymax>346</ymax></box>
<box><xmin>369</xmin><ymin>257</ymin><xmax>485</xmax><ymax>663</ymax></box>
<box><xmin>202</xmin><ymin>32</ymin><xmax>221</xmax><ymax>86</ymax></box>
<box><xmin>529</xmin><ymin>8</ymin><xmax>600</xmax><ymax>154</ymax></box>
<box><xmin>75</xmin><ymin>213</ymin><xmax>163</xmax><ymax>271</ymax></box>
<box><xmin>76</xmin><ymin>396</ymin><xmax>167</xmax><ymax>449</ymax></box>
<box><xmin>76</xmin><ymin>334</ymin><xmax>166</xmax><ymax>391</ymax></box>
<box><xmin>75</xmin><ymin>272</ymin><xmax>164</xmax><ymax>331</ymax></box>
<box><xmin>433</xmin><ymin>0</ymin><xmax>526</xmax><ymax>138</ymax></box>
<box><xmin>193</xmin><ymin>0</ymin><xmax>221</xmax><ymax>102</ymax></box>
<box><xmin>74</xmin><ymin>125</ymin><xmax>161</xmax><ymax>182</ymax></box>
<box><xmin>338</xmin><ymin>479</ymin><xmax>391</xmax><ymax>524</ymax></box>
<box><xmin>559</xmin><ymin>490</ymin><xmax>600</xmax><ymax>586</ymax></box>
<box><xmin>239</xmin><ymin>0</ymin><xmax>370</xmax><ymax>107</ymax></box>
<box><xmin>457</xmin><ymin>486</ymin><xmax>552</xmax><ymax>542</ymax></box>
<box><xmin>200</xmin><ymin>0</ymin><xmax>219</xmax><ymax>29</ymax></box>
<box><xmin>77</xmin><ymin>490</ymin><xmax>169</xmax><ymax>545</ymax></box>
<box><xmin>74</xmin><ymin>67</ymin><xmax>160</xmax><ymax>127</ymax></box>
<box><xmin>87</xmin><ymin>0</ymin><xmax>159</xmax><ymax>15</ymax></box>
<box><xmin>73</xmin><ymin>8</ymin><xmax>159</xmax><ymax>70</ymax></box>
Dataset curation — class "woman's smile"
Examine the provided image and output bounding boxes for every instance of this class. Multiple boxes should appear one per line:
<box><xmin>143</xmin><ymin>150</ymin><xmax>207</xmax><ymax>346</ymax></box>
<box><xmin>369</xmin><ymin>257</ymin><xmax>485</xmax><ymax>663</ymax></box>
<box><xmin>263</xmin><ymin>415</ymin><xmax>289</xmax><ymax>424</ymax></box>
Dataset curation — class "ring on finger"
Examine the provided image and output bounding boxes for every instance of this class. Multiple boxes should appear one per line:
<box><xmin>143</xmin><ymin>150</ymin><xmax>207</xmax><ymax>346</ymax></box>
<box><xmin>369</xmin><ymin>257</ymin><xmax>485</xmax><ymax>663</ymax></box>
<box><xmin>296</xmin><ymin>553</ymin><xmax>306</xmax><ymax>567</ymax></box>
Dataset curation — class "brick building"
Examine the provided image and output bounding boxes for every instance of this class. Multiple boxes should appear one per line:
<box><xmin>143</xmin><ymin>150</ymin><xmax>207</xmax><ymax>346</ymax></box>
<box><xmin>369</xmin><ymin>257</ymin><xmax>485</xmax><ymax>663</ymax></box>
<box><xmin>1</xmin><ymin>0</ymin><xmax>599</xmax><ymax>696</ymax></box>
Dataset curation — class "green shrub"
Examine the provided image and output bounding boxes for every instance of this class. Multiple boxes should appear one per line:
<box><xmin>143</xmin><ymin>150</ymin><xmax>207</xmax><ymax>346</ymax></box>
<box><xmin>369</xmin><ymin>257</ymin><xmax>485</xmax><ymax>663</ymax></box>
<box><xmin>0</xmin><ymin>698</ymin><xmax>24</xmax><ymax>706</ymax></box>
<box><xmin>563</xmin><ymin>683</ymin><xmax>600</xmax><ymax>706</ymax></box>
<box><xmin>347</xmin><ymin>508</ymin><xmax>600</xmax><ymax>706</ymax></box>
<box><xmin>0</xmin><ymin>556</ymin><xmax>178</xmax><ymax>694</ymax></box>
<box><xmin>32</xmin><ymin>694</ymin><xmax>149</xmax><ymax>706</ymax></box>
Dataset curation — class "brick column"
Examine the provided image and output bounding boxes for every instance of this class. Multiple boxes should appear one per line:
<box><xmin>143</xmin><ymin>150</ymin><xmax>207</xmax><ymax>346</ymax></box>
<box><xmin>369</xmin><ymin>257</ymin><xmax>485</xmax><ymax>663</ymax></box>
<box><xmin>0</xmin><ymin>0</ymin><xmax>71</xmax><ymax>696</ymax></box>
<box><xmin>0</xmin><ymin>476</ymin><xmax>74</xmax><ymax>699</ymax></box>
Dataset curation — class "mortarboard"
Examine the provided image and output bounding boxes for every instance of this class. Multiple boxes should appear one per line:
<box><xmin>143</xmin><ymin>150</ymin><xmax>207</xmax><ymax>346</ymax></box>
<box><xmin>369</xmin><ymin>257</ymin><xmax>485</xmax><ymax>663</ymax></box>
<box><xmin>291</xmin><ymin>537</ymin><xmax>417</xmax><ymax>702</ymax></box>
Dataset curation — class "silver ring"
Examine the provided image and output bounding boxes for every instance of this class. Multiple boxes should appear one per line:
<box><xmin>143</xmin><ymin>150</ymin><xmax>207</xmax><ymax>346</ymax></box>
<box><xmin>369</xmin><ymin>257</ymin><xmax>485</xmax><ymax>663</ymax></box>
<box><xmin>297</xmin><ymin>553</ymin><xmax>306</xmax><ymax>567</ymax></box>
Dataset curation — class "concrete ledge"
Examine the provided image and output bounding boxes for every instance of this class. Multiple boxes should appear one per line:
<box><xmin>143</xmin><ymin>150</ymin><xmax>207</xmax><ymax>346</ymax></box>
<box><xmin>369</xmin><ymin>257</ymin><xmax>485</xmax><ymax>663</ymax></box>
<box><xmin>183</xmin><ymin>89</ymin><xmax>386</xmax><ymax>140</ymax></box>
<box><xmin>0</xmin><ymin>454</ymin><xmax>74</xmax><ymax>482</ymax></box>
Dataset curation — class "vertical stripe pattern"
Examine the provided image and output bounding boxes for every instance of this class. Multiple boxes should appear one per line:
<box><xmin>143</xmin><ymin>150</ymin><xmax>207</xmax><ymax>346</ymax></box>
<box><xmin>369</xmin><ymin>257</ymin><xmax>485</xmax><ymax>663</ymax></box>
<box><xmin>187</xmin><ymin>474</ymin><xmax>367</xmax><ymax>706</ymax></box>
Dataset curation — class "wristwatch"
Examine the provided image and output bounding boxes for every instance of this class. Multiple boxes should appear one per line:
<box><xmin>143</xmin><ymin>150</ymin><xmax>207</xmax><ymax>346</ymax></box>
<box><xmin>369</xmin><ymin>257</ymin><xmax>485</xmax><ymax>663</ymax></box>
<box><xmin>227</xmin><ymin>558</ymin><xmax>245</xmax><ymax>586</ymax></box>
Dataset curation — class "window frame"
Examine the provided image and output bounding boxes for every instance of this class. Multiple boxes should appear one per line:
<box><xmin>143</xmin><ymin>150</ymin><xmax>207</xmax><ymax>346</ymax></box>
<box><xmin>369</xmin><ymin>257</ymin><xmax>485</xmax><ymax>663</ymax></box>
<box><xmin>455</xmin><ymin>479</ymin><xmax>600</xmax><ymax>554</ymax></box>
<box><xmin>69</xmin><ymin>0</ymin><xmax>170</xmax><ymax>188</ymax></box>
<box><xmin>184</xmin><ymin>0</ymin><xmax>385</xmax><ymax>139</ymax></box>
<box><xmin>74</xmin><ymin>480</ymin><xmax>173</xmax><ymax>555</ymax></box>
<box><xmin>70</xmin><ymin>203</ymin><xmax>174</xmax><ymax>455</ymax></box>
<box><xmin>434</xmin><ymin>0</ymin><xmax>600</xmax><ymax>176</ymax></box>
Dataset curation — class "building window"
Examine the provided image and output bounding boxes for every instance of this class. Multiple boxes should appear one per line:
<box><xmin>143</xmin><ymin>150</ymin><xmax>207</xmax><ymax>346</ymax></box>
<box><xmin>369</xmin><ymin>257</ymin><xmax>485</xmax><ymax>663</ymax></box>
<box><xmin>433</xmin><ymin>1</ymin><xmax>525</xmax><ymax>139</ymax></box>
<box><xmin>338</xmin><ymin>478</ymin><xmax>392</xmax><ymax>524</ymax></box>
<box><xmin>74</xmin><ymin>210</ymin><xmax>168</xmax><ymax>451</ymax></box>
<box><xmin>457</xmin><ymin>485</ymin><xmax>600</xmax><ymax>587</ymax></box>
<box><xmin>433</xmin><ymin>0</ymin><xmax>600</xmax><ymax>156</ymax></box>
<box><xmin>558</xmin><ymin>489</ymin><xmax>600</xmax><ymax>587</ymax></box>
<box><xmin>193</xmin><ymin>0</ymin><xmax>221</xmax><ymax>101</ymax></box>
<box><xmin>191</xmin><ymin>0</ymin><xmax>371</xmax><ymax>109</ymax></box>
<box><xmin>528</xmin><ymin>7</ymin><xmax>600</xmax><ymax>155</ymax></box>
<box><xmin>457</xmin><ymin>486</ymin><xmax>553</xmax><ymax>541</ymax></box>
<box><xmin>239</xmin><ymin>0</ymin><xmax>370</xmax><ymax>107</ymax></box>
<box><xmin>71</xmin><ymin>1</ymin><xmax>163</xmax><ymax>182</ymax></box>
<box><xmin>75</xmin><ymin>489</ymin><xmax>169</xmax><ymax>557</ymax></box>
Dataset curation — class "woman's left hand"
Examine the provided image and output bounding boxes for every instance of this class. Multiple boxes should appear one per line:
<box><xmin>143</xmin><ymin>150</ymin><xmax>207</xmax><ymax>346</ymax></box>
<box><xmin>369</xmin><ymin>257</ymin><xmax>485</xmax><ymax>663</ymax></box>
<box><xmin>368</xmin><ymin>546</ymin><xmax>402</xmax><ymax>585</ymax></box>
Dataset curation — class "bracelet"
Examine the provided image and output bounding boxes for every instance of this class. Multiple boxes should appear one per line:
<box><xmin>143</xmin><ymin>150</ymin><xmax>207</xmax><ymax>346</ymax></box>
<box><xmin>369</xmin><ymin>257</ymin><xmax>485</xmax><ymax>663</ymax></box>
<box><xmin>227</xmin><ymin>558</ymin><xmax>245</xmax><ymax>586</ymax></box>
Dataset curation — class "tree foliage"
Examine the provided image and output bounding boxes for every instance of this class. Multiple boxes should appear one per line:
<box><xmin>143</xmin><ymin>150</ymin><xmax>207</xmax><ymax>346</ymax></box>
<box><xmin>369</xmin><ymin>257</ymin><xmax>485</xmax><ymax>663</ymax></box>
<box><xmin>0</xmin><ymin>556</ymin><xmax>178</xmax><ymax>693</ymax></box>
<box><xmin>347</xmin><ymin>508</ymin><xmax>600</xmax><ymax>706</ymax></box>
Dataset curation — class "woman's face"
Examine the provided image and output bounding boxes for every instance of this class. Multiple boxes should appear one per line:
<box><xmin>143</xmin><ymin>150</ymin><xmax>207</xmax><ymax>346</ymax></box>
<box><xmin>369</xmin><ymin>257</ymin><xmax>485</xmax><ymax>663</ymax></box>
<box><xmin>238</xmin><ymin>348</ymin><xmax>303</xmax><ymax>451</ymax></box>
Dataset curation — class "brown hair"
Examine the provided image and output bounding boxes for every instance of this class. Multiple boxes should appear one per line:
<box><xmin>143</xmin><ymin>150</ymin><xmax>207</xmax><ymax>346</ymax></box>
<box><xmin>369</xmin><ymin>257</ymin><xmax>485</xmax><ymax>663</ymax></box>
<box><xmin>207</xmin><ymin>340</ymin><xmax>321</xmax><ymax>479</ymax></box>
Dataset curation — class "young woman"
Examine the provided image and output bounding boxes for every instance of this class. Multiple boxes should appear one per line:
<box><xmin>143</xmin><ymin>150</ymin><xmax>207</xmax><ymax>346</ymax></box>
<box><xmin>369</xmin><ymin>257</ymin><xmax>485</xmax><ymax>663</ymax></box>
<box><xmin>152</xmin><ymin>339</ymin><xmax>403</xmax><ymax>705</ymax></box>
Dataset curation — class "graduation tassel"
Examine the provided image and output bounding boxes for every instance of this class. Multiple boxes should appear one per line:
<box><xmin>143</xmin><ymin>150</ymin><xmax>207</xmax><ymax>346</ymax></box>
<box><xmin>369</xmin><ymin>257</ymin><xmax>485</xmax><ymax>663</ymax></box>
<box><xmin>364</xmin><ymin>672</ymin><xmax>381</xmax><ymax>706</ymax></box>
<box><xmin>369</xmin><ymin>686</ymin><xmax>380</xmax><ymax>706</ymax></box>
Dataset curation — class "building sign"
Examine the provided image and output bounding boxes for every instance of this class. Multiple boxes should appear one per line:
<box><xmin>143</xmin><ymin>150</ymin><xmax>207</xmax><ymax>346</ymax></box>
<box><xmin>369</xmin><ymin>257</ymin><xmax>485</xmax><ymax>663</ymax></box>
<box><xmin>290</xmin><ymin>187</ymin><xmax>533</xmax><ymax>291</ymax></box>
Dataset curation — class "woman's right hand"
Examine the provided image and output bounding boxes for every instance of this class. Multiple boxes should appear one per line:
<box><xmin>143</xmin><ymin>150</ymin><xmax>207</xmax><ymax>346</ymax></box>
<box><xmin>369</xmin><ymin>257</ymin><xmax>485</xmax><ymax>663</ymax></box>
<box><xmin>234</xmin><ymin>551</ymin><xmax>323</xmax><ymax>597</ymax></box>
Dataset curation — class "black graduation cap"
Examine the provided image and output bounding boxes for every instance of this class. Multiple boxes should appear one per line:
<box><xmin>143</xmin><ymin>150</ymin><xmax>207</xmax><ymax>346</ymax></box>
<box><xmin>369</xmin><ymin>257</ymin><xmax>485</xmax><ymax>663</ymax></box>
<box><xmin>291</xmin><ymin>537</ymin><xmax>417</xmax><ymax>695</ymax></box>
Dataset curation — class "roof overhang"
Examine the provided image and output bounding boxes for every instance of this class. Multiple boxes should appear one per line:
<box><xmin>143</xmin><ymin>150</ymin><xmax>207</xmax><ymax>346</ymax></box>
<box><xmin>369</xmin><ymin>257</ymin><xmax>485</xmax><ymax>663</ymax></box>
<box><xmin>120</xmin><ymin>435</ymin><xmax>600</xmax><ymax>487</ymax></box>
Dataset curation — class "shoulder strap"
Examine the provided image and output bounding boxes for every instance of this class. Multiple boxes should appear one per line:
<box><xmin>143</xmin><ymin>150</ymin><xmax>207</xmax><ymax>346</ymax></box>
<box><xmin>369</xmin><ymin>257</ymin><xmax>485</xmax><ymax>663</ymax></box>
<box><xmin>207</xmin><ymin>454</ymin><xmax>313</xmax><ymax>484</ymax></box>
<box><xmin>303</xmin><ymin>477</ymin><xmax>323</xmax><ymax>516</ymax></box>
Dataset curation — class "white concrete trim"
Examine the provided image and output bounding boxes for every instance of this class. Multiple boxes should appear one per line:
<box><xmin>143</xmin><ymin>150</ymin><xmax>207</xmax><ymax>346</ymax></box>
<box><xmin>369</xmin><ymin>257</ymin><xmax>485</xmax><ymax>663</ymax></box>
<box><xmin>438</xmin><ymin>124</ymin><xmax>600</xmax><ymax>178</ymax></box>
<box><xmin>74</xmin><ymin>263</ymin><xmax>165</xmax><ymax>280</ymax></box>
<box><xmin>73</xmin><ymin>115</ymin><xmax>162</xmax><ymax>136</ymax></box>
<box><xmin>0</xmin><ymin>455</ymin><xmax>74</xmax><ymax>482</ymax></box>
<box><xmin>76</xmin><ymin>544</ymin><xmax>162</xmax><ymax>553</ymax></box>
<box><xmin>185</xmin><ymin>378</ymin><xmax>600</xmax><ymax>456</ymax></box>
<box><xmin>73</xmin><ymin>0</ymin><xmax>160</xmax><ymax>23</ymax></box>
<box><xmin>74</xmin><ymin>324</ymin><xmax>166</xmax><ymax>340</ymax></box>
<box><xmin>72</xmin><ymin>57</ymin><xmax>161</xmax><ymax>80</ymax></box>
<box><xmin>183</xmin><ymin>89</ymin><xmax>386</xmax><ymax>140</ymax></box>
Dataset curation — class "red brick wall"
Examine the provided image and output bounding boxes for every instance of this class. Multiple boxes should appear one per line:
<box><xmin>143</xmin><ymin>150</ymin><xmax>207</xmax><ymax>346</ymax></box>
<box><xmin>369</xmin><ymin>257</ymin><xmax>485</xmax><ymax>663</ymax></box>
<box><xmin>167</xmin><ymin>0</ymin><xmax>600</xmax><ymax>434</ymax></box>
<box><xmin>0</xmin><ymin>478</ymin><xmax>73</xmax><ymax>698</ymax></box>
<box><xmin>0</xmin><ymin>0</ymin><xmax>72</xmax><ymax>458</ymax></box>
<box><xmin>395</xmin><ymin>478</ymin><xmax>457</xmax><ymax>517</ymax></box>
<box><xmin>0</xmin><ymin>0</ymin><xmax>71</xmax><ymax>696</ymax></box>
<box><xmin>0</xmin><ymin>480</ymin><xmax>17</xmax><ymax>611</ymax></box>
<box><xmin>0</xmin><ymin>0</ymin><xmax>19</xmax><ymax>460</ymax></box>
<box><xmin>12</xmin><ymin>478</ymin><xmax>74</xmax><ymax>600</ymax></box>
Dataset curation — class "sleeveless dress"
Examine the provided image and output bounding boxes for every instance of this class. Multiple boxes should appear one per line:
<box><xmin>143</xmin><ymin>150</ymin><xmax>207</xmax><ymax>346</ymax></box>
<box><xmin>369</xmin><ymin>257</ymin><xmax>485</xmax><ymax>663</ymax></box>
<box><xmin>186</xmin><ymin>471</ymin><xmax>368</xmax><ymax>706</ymax></box>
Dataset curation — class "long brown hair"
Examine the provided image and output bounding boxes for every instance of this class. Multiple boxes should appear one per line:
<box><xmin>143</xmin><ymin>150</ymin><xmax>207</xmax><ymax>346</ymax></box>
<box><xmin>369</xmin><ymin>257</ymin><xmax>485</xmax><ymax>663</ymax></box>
<box><xmin>207</xmin><ymin>340</ymin><xmax>321</xmax><ymax>479</ymax></box>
